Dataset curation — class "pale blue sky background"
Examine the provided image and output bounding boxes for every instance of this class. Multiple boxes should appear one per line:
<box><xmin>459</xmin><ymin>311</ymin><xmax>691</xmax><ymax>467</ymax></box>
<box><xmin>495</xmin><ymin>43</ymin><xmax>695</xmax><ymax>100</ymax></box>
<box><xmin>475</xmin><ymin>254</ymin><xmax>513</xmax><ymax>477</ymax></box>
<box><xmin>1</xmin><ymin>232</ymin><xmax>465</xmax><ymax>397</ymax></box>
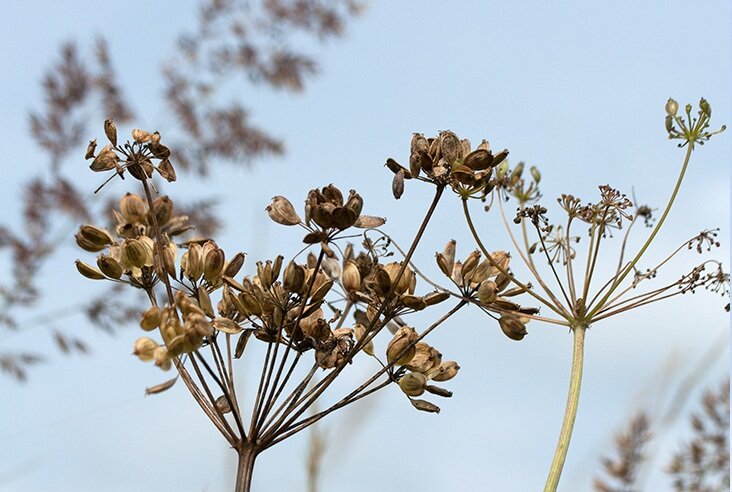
<box><xmin>1</xmin><ymin>1</ymin><xmax>729</xmax><ymax>491</ymax></box>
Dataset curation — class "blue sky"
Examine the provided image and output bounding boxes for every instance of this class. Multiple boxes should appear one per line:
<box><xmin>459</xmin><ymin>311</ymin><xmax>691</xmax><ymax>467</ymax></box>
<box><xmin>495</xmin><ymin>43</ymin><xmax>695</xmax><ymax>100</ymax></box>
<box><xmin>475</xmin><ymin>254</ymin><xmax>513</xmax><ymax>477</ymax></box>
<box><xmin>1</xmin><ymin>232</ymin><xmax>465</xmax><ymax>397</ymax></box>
<box><xmin>1</xmin><ymin>1</ymin><xmax>729</xmax><ymax>491</ymax></box>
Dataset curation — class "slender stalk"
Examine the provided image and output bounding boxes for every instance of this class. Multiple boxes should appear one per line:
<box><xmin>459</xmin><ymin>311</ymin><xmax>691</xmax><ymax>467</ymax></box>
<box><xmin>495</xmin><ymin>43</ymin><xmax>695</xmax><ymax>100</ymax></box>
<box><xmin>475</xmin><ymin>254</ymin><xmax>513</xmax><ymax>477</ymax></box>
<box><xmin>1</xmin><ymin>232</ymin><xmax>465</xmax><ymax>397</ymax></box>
<box><xmin>586</xmin><ymin>144</ymin><xmax>694</xmax><ymax>318</ymax></box>
<box><xmin>262</xmin><ymin>186</ymin><xmax>446</xmax><ymax>442</ymax></box>
<box><xmin>544</xmin><ymin>323</ymin><xmax>587</xmax><ymax>492</ymax></box>
<box><xmin>234</xmin><ymin>447</ymin><xmax>259</xmax><ymax>492</ymax></box>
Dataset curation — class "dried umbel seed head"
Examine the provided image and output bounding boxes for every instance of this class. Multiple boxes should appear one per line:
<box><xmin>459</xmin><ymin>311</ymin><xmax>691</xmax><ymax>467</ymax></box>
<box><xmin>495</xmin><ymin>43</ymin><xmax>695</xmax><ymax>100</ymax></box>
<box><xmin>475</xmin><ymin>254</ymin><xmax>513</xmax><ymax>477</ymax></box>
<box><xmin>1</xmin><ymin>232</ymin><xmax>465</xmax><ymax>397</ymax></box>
<box><xmin>133</xmin><ymin>337</ymin><xmax>158</xmax><ymax>362</ymax></box>
<box><xmin>267</xmin><ymin>196</ymin><xmax>301</xmax><ymax>226</ymax></box>
<box><xmin>429</xmin><ymin>360</ymin><xmax>460</xmax><ymax>382</ymax></box>
<box><xmin>399</xmin><ymin>372</ymin><xmax>428</xmax><ymax>397</ymax></box>
<box><xmin>498</xmin><ymin>315</ymin><xmax>527</xmax><ymax>341</ymax></box>
<box><xmin>342</xmin><ymin>261</ymin><xmax>361</xmax><ymax>293</ymax></box>
<box><xmin>386</xmin><ymin>326</ymin><xmax>419</xmax><ymax>365</ymax></box>
<box><xmin>140</xmin><ymin>306</ymin><xmax>163</xmax><ymax>331</ymax></box>
<box><xmin>120</xmin><ymin>193</ymin><xmax>147</xmax><ymax>224</ymax></box>
<box><xmin>75</xmin><ymin>225</ymin><xmax>113</xmax><ymax>252</ymax></box>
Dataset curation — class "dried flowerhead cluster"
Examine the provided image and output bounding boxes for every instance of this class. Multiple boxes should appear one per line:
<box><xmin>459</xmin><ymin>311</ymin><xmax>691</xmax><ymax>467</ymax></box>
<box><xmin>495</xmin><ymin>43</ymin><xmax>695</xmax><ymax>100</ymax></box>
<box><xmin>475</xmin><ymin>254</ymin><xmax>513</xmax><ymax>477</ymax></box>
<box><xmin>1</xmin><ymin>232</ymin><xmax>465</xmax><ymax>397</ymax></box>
<box><xmin>435</xmin><ymin>240</ymin><xmax>537</xmax><ymax>340</ymax></box>
<box><xmin>387</xmin><ymin>131</ymin><xmax>508</xmax><ymax>199</ymax></box>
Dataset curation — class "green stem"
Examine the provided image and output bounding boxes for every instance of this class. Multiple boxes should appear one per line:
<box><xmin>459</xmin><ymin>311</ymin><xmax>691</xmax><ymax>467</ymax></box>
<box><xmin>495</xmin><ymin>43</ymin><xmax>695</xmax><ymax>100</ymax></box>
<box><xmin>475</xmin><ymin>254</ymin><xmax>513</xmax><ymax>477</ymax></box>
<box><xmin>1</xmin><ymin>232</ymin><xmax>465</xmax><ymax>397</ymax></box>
<box><xmin>586</xmin><ymin>144</ymin><xmax>694</xmax><ymax>318</ymax></box>
<box><xmin>544</xmin><ymin>323</ymin><xmax>587</xmax><ymax>492</ymax></box>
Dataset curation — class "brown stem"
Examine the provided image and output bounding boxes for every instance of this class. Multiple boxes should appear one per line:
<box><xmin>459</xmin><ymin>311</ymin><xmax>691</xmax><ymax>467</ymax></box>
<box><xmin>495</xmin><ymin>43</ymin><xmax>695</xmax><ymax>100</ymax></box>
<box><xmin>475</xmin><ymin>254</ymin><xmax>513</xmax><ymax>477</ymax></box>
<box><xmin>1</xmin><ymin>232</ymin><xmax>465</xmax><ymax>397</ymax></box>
<box><xmin>234</xmin><ymin>446</ymin><xmax>259</xmax><ymax>492</ymax></box>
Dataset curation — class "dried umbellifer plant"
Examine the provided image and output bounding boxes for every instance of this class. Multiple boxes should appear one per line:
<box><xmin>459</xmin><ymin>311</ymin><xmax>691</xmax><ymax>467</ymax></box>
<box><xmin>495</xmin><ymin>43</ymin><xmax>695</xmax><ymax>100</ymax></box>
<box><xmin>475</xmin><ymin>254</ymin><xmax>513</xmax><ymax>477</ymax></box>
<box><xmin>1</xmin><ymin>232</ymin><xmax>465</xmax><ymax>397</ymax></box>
<box><xmin>75</xmin><ymin>120</ymin><xmax>492</xmax><ymax>490</ymax></box>
<box><xmin>75</xmin><ymin>98</ymin><xmax>727</xmax><ymax>491</ymax></box>
<box><xmin>383</xmin><ymin>98</ymin><xmax>727</xmax><ymax>491</ymax></box>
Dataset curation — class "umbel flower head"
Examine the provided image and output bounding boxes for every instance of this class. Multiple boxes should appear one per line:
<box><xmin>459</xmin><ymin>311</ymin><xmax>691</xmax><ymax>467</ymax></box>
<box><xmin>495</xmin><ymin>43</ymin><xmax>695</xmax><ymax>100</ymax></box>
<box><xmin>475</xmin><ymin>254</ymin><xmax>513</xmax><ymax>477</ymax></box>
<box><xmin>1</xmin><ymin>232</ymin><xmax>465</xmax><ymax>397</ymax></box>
<box><xmin>385</xmin><ymin>131</ymin><xmax>508</xmax><ymax>200</ymax></box>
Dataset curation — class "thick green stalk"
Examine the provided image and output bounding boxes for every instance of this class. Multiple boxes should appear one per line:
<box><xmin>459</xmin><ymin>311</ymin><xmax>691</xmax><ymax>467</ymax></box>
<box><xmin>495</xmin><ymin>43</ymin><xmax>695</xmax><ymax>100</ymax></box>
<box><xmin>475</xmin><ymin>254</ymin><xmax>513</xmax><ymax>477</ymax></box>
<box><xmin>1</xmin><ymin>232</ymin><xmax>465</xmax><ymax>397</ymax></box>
<box><xmin>544</xmin><ymin>323</ymin><xmax>587</xmax><ymax>492</ymax></box>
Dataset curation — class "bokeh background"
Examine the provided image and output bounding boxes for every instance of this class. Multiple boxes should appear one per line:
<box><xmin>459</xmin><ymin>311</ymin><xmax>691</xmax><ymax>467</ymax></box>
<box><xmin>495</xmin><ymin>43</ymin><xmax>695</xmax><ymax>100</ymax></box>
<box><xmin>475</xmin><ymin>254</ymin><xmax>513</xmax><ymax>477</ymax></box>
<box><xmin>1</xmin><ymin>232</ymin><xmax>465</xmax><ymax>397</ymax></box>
<box><xmin>1</xmin><ymin>1</ymin><xmax>729</xmax><ymax>491</ymax></box>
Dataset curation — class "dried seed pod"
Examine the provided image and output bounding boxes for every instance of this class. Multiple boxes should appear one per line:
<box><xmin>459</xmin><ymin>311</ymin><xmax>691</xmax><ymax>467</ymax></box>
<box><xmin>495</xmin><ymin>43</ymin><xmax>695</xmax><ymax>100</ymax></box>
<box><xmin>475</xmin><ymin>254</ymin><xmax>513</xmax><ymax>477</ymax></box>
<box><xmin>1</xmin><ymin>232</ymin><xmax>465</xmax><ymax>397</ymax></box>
<box><xmin>215</xmin><ymin>395</ymin><xmax>232</xmax><ymax>414</ymax></box>
<box><xmin>345</xmin><ymin>190</ymin><xmax>363</xmax><ymax>218</ymax></box>
<box><xmin>492</xmin><ymin>149</ymin><xmax>509</xmax><ymax>168</ymax></box>
<box><xmin>489</xmin><ymin>251</ymin><xmax>511</xmax><ymax>274</ymax></box>
<box><xmin>85</xmin><ymin>139</ymin><xmax>97</xmax><ymax>159</ymax></box>
<box><xmin>385</xmin><ymin>157</ymin><xmax>410</xmax><ymax>178</ymax></box>
<box><xmin>424</xmin><ymin>385</ymin><xmax>453</xmax><ymax>398</ymax></box>
<box><xmin>283</xmin><ymin>261</ymin><xmax>305</xmax><ymax>293</ymax></box>
<box><xmin>399</xmin><ymin>372</ymin><xmax>427</xmax><ymax>397</ymax></box>
<box><xmin>498</xmin><ymin>315</ymin><xmax>527</xmax><ymax>341</ymax></box>
<box><xmin>197</xmin><ymin>286</ymin><xmax>215</xmax><ymax>318</ymax></box>
<box><xmin>266</xmin><ymin>196</ymin><xmax>301</xmax><ymax>226</ymax></box>
<box><xmin>120</xmin><ymin>193</ymin><xmax>147</xmax><ymax>224</ymax></box>
<box><xmin>464</xmin><ymin>149</ymin><xmax>493</xmax><ymax>171</ymax></box>
<box><xmin>665</xmin><ymin>97</ymin><xmax>679</xmax><ymax>116</ymax></box>
<box><xmin>410</xmin><ymin>399</ymin><xmax>440</xmax><ymax>413</ymax></box>
<box><xmin>182</xmin><ymin>243</ymin><xmax>203</xmax><ymax>281</ymax></box>
<box><xmin>462</xmin><ymin>250</ymin><xmax>481</xmax><ymax>280</ymax></box>
<box><xmin>401</xmin><ymin>294</ymin><xmax>427</xmax><ymax>311</ymax></box>
<box><xmin>97</xmin><ymin>254</ymin><xmax>123</xmax><ymax>279</ymax></box>
<box><xmin>153</xmin><ymin>346</ymin><xmax>172</xmax><ymax>370</ymax></box>
<box><xmin>429</xmin><ymin>360</ymin><xmax>460</xmax><ymax>382</ymax></box>
<box><xmin>393</xmin><ymin>169</ymin><xmax>405</xmax><ymax>199</ymax></box>
<box><xmin>140</xmin><ymin>306</ymin><xmax>163</xmax><ymax>331</ymax></box>
<box><xmin>212</xmin><ymin>317</ymin><xmax>242</xmax><ymax>334</ymax></box>
<box><xmin>353</xmin><ymin>215</ymin><xmax>386</xmax><ymax>229</ymax></box>
<box><xmin>354</xmin><ymin>323</ymin><xmax>374</xmax><ymax>356</ymax></box>
<box><xmin>386</xmin><ymin>326</ymin><xmax>419</xmax><ymax>365</ymax></box>
<box><xmin>271</xmin><ymin>255</ymin><xmax>284</xmax><ymax>283</ymax></box>
<box><xmin>151</xmin><ymin>196</ymin><xmax>173</xmax><ymax>226</ymax></box>
<box><xmin>104</xmin><ymin>119</ymin><xmax>117</xmax><ymax>146</ymax></box>
<box><xmin>322</xmin><ymin>184</ymin><xmax>344</xmax><ymax>206</ymax></box>
<box><xmin>76</xmin><ymin>225</ymin><xmax>113</xmax><ymax>252</ymax></box>
<box><xmin>157</xmin><ymin>159</ymin><xmax>177</xmax><ymax>182</ymax></box>
<box><xmin>405</xmin><ymin>343</ymin><xmax>441</xmax><ymax>374</ymax></box>
<box><xmin>423</xmin><ymin>291</ymin><xmax>450</xmax><ymax>306</ymax></box>
<box><xmin>342</xmin><ymin>261</ymin><xmax>361</xmax><ymax>293</ymax></box>
<box><xmin>119</xmin><ymin>238</ymin><xmax>149</xmax><ymax>269</ymax></box>
<box><xmin>203</xmin><ymin>245</ymin><xmax>225</xmax><ymax>283</ymax></box>
<box><xmin>478</xmin><ymin>280</ymin><xmax>498</xmax><ymax>305</ymax></box>
<box><xmin>131</xmin><ymin>128</ymin><xmax>152</xmax><ymax>143</ymax></box>
<box><xmin>477</xmin><ymin>139</ymin><xmax>490</xmax><ymax>151</ymax></box>
<box><xmin>440</xmin><ymin>131</ymin><xmax>461</xmax><ymax>165</ymax></box>
<box><xmin>75</xmin><ymin>260</ymin><xmax>106</xmax><ymax>280</ymax></box>
<box><xmin>133</xmin><ymin>337</ymin><xmax>158</xmax><ymax>362</ymax></box>
<box><xmin>224</xmin><ymin>252</ymin><xmax>246</xmax><ymax>278</ymax></box>
<box><xmin>90</xmin><ymin>146</ymin><xmax>119</xmax><ymax>172</ymax></box>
